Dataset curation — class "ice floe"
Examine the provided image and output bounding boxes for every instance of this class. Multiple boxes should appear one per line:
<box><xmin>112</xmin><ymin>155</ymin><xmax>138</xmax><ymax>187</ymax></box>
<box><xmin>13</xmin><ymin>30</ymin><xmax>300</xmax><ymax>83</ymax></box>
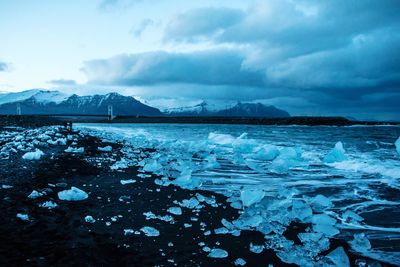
<box><xmin>324</xmin><ymin>141</ymin><xmax>347</xmax><ymax>163</ymax></box>
<box><xmin>58</xmin><ymin>187</ymin><xmax>88</xmax><ymax>201</ymax></box>
<box><xmin>22</xmin><ymin>149</ymin><xmax>44</xmax><ymax>160</ymax></box>
<box><xmin>140</xmin><ymin>226</ymin><xmax>160</xmax><ymax>237</ymax></box>
<box><xmin>207</xmin><ymin>248</ymin><xmax>228</xmax><ymax>258</ymax></box>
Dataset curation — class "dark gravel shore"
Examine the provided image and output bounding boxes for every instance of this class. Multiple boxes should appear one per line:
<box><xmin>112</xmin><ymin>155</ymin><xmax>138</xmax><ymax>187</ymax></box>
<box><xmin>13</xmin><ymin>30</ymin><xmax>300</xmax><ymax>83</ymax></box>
<box><xmin>0</xmin><ymin>123</ymin><xmax>391</xmax><ymax>266</ymax></box>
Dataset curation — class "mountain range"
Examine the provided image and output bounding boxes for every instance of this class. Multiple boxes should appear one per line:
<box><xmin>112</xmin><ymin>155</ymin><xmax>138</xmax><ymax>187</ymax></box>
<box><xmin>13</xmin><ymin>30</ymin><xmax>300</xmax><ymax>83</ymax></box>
<box><xmin>0</xmin><ymin>89</ymin><xmax>290</xmax><ymax>118</ymax></box>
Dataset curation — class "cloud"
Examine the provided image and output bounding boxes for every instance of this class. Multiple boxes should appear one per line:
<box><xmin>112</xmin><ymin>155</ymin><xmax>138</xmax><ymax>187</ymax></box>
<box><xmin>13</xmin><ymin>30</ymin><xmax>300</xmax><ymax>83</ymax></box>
<box><xmin>0</xmin><ymin>61</ymin><xmax>9</xmax><ymax>72</ymax></box>
<box><xmin>132</xmin><ymin>19</ymin><xmax>155</xmax><ymax>37</ymax></box>
<box><xmin>164</xmin><ymin>7</ymin><xmax>244</xmax><ymax>42</ymax></box>
<box><xmin>82</xmin><ymin>49</ymin><xmax>265</xmax><ymax>87</ymax></box>
<box><xmin>48</xmin><ymin>79</ymin><xmax>77</xmax><ymax>85</ymax></box>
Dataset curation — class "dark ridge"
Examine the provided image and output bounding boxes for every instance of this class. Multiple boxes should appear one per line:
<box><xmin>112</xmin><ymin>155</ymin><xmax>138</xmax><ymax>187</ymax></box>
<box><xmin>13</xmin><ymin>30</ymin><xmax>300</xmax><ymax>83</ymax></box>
<box><xmin>0</xmin><ymin>115</ymin><xmax>62</xmax><ymax>128</ymax></box>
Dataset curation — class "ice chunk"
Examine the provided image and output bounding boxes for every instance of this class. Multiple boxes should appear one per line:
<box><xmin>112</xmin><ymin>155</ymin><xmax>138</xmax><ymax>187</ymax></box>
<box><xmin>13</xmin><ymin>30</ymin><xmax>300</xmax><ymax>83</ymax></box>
<box><xmin>16</xmin><ymin>213</ymin><xmax>29</xmax><ymax>221</ymax></box>
<box><xmin>349</xmin><ymin>233</ymin><xmax>371</xmax><ymax>252</ymax></box>
<box><xmin>28</xmin><ymin>190</ymin><xmax>45</xmax><ymax>199</ymax></box>
<box><xmin>292</xmin><ymin>199</ymin><xmax>312</xmax><ymax>222</ymax></box>
<box><xmin>214</xmin><ymin>227</ymin><xmax>229</xmax><ymax>234</ymax></box>
<box><xmin>324</xmin><ymin>141</ymin><xmax>348</xmax><ymax>163</ymax></box>
<box><xmin>326</xmin><ymin>247</ymin><xmax>350</xmax><ymax>267</ymax></box>
<box><xmin>58</xmin><ymin>187</ymin><xmax>88</xmax><ymax>201</ymax></box>
<box><xmin>234</xmin><ymin>258</ymin><xmax>246</xmax><ymax>266</ymax></box>
<box><xmin>312</xmin><ymin>214</ymin><xmax>339</xmax><ymax>236</ymax></box>
<box><xmin>111</xmin><ymin>158</ymin><xmax>129</xmax><ymax>170</ymax></box>
<box><xmin>1</xmin><ymin>184</ymin><xmax>13</xmax><ymax>189</ymax></box>
<box><xmin>179</xmin><ymin>197</ymin><xmax>200</xmax><ymax>209</ymax></box>
<box><xmin>85</xmin><ymin>215</ymin><xmax>96</xmax><ymax>223</ymax></box>
<box><xmin>208</xmin><ymin>132</ymin><xmax>236</xmax><ymax>145</ymax></box>
<box><xmin>270</xmin><ymin>147</ymin><xmax>302</xmax><ymax>173</ymax></box>
<box><xmin>120</xmin><ymin>179</ymin><xmax>136</xmax><ymax>185</ymax></box>
<box><xmin>124</xmin><ymin>229</ymin><xmax>134</xmax><ymax>235</ymax></box>
<box><xmin>140</xmin><ymin>226</ymin><xmax>160</xmax><ymax>237</ymax></box>
<box><xmin>143</xmin><ymin>159</ymin><xmax>163</xmax><ymax>173</ymax></box>
<box><xmin>253</xmin><ymin>144</ymin><xmax>280</xmax><ymax>161</ymax></box>
<box><xmin>249</xmin><ymin>243</ymin><xmax>264</xmax><ymax>254</ymax></box>
<box><xmin>98</xmin><ymin>146</ymin><xmax>112</xmax><ymax>152</ymax></box>
<box><xmin>342</xmin><ymin>210</ymin><xmax>363</xmax><ymax>222</ymax></box>
<box><xmin>40</xmin><ymin>201</ymin><xmax>58</xmax><ymax>209</ymax></box>
<box><xmin>22</xmin><ymin>149</ymin><xmax>44</xmax><ymax>160</ymax></box>
<box><xmin>207</xmin><ymin>248</ymin><xmax>228</xmax><ymax>258</ymax></box>
<box><xmin>173</xmin><ymin>169</ymin><xmax>201</xmax><ymax>189</ymax></box>
<box><xmin>395</xmin><ymin>137</ymin><xmax>400</xmax><ymax>156</ymax></box>
<box><xmin>240</xmin><ymin>189</ymin><xmax>265</xmax><ymax>207</ymax></box>
<box><xmin>309</xmin><ymin>195</ymin><xmax>333</xmax><ymax>212</ymax></box>
<box><xmin>167</xmin><ymin>207</ymin><xmax>182</xmax><ymax>215</ymax></box>
<box><xmin>64</xmin><ymin>147</ymin><xmax>84</xmax><ymax>153</ymax></box>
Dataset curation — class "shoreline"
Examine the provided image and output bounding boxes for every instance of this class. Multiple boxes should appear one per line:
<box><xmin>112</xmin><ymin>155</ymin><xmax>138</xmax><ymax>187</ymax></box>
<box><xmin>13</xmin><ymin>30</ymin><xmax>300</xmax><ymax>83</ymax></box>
<box><xmin>0</xmin><ymin>123</ymin><xmax>395</xmax><ymax>266</ymax></box>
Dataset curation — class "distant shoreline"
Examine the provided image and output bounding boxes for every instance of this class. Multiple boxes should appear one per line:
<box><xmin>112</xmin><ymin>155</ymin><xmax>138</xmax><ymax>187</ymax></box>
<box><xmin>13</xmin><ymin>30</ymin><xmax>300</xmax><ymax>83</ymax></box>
<box><xmin>0</xmin><ymin>115</ymin><xmax>398</xmax><ymax>127</ymax></box>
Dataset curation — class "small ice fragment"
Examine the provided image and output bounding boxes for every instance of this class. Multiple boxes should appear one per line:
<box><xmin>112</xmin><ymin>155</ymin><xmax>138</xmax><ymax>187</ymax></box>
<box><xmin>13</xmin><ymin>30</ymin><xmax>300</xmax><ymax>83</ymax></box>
<box><xmin>208</xmin><ymin>248</ymin><xmax>228</xmax><ymax>258</ymax></box>
<box><xmin>179</xmin><ymin>197</ymin><xmax>200</xmax><ymax>209</ymax></box>
<box><xmin>349</xmin><ymin>233</ymin><xmax>371</xmax><ymax>252</ymax></box>
<box><xmin>234</xmin><ymin>258</ymin><xmax>247</xmax><ymax>266</ymax></box>
<box><xmin>64</xmin><ymin>147</ymin><xmax>84</xmax><ymax>153</ymax></box>
<box><xmin>16</xmin><ymin>213</ymin><xmax>29</xmax><ymax>221</ymax></box>
<box><xmin>324</xmin><ymin>141</ymin><xmax>348</xmax><ymax>163</ymax></box>
<box><xmin>85</xmin><ymin>215</ymin><xmax>96</xmax><ymax>223</ymax></box>
<box><xmin>249</xmin><ymin>243</ymin><xmax>264</xmax><ymax>254</ymax></box>
<box><xmin>124</xmin><ymin>229</ymin><xmax>135</xmax><ymax>235</ymax></box>
<box><xmin>58</xmin><ymin>187</ymin><xmax>88</xmax><ymax>201</ymax></box>
<box><xmin>204</xmin><ymin>230</ymin><xmax>211</xmax><ymax>236</ymax></box>
<box><xmin>292</xmin><ymin>199</ymin><xmax>312</xmax><ymax>222</ymax></box>
<box><xmin>167</xmin><ymin>207</ymin><xmax>182</xmax><ymax>215</ymax></box>
<box><xmin>22</xmin><ymin>149</ymin><xmax>44</xmax><ymax>160</ymax></box>
<box><xmin>120</xmin><ymin>179</ymin><xmax>136</xmax><ymax>185</ymax></box>
<box><xmin>140</xmin><ymin>226</ymin><xmax>160</xmax><ymax>237</ymax></box>
<box><xmin>214</xmin><ymin>227</ymin><xmax>229</xmax><ymax>234</ymax></box>
<box><xmin>98</xmin><ymin>146</ymin><xmax>112</xmax><ymax>152</ymax></box>
<box><xmin>309</xmin><ymin>195</ymin><xmax>333</xmax><ymax>212</ymax></box>
<box><xmin>28</xmin><ymin>190</ymin><xmax>45</xmax><ymax>199</ymax></box>
<box><xmin>240</xmin><ymin>189</ymin><xmax>265</xmax><ymax>207</ymax></box>
<box><xmin>168</xmin><ymin>242</ymin><xmax>174</xmax><ymax>247</ymax></box>
<box><xmin>326</xmin><ymin>247</ymin><xmax>350</xmax><ymax>267</ymax></box>
<box><xmin>342</xmin><ymin>210</ymin><xmax>363</xmax><ymax>222</ymax></box>
<box><xmin>203</xmin><ymin>246</ymin><xmax>211</xmax><ymax>252</ymax></box>
<box><xmin>2</xmin><ymin>184</ymin><xmax>13</xmax><ymax>189</ymax></box>
<box><xmin>184</xmin><ymin>223</ymin><xmax>192</xmax><ymax>228</ymax></box>
<box><xmin>40</xmin><ymin>201</ymin><xmax>58</xmax><ymax>209</ymax></box>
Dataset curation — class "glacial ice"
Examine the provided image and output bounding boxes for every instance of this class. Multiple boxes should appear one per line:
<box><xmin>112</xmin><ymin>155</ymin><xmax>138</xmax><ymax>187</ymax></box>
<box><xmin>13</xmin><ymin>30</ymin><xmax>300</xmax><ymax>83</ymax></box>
<box><xmin>292</xmin><ymin>199</ymin><xmax>312</xmax><ymax>222</ymax></box>
<box><xmin>58</xmin><ymin>187</ymin><xmax>88</xmax><ymax>201</ymax></box>
<box><xmin>16</xmin><ymin>213</ymin><xmax>29</xmax><ymax>221</ymax></box>
<box><xmin>98</xmin><ymin>146</ymin><xmax>112</xmax><ymax>152</ymax></box>
<box><xmin>64</xmin><ymin>146</ymin><xmax>84</xmax><ymax>153</ymax></box>
<box><xmin>167</xmin><ymin>207</ymin><xmax>182</xmax><ymax>215</ymax></box>
<box><xmin>349</xmin><ymin>233</ymin><xmax>371</xmax><ymax>252</ymax></box>
<box><xmin>240</xmin><ymin>189</ymin><xmax>265</xmax><ymax>207</ymax></box>
<box><xmin>325</xmin><ymin>247</ymin><xmax>350</xmax><ymax>267</ymax></box>
<box><xmin>40</xmin><ymin>201</ymin><xmax>58</xmax><ymax>209</ymax></box>
<box><xmin>85</xmin><ymin>215</ymin><xmax>96</xmax><ymax>223</ymax></box>
<box><xmin>270</xmin><ymin>147</ymin><xmax>302</xmax><ymax>173</ymax></box>
<box><xmin>120</xmin><ymin>179</ymin><xmax>136</xmax><ymax>185</ymax></box>
<box><xmin>207</xmin><ymin>248</ymin><xmax>228</xmax><ymax>258</ymax></box>
<box><xmin>178</xmin><ymin>197</ymin><xmax>200</xmax><ymax>209</ymax></box>
<box><xmin>312</xmin><ymin>214</ymin><xmax>339</xmax><ymax>236</ymax></box>
<box><xmin>396</xmin><ymin>137</ymin><xmax>400</xmax><ymax>156</ymax></box>
<box><xmin>140</xmin><ymin>226</ymin><xmax>160</xmax><ymax>237</ymax></box>
<box><xmin>22</xmin><ymin>149</ymin><xmax>44</xmax><ymax>160</ymax></box>
<box><xmin>249</xmin><ymin>243</ymin><xmax>264</xmax><ymax>254</ymax></box>
<box><xmin>28</xmin><ymin>190</ymin><xmax>45</xmax><ymax>199</ymax></box>
<box><xmin>324</xmin><ymin>141</ymin><xmax>347</xmax><ymax>163</ymax></box>
<box><xmin>234</xmin><ymin>258</ymin><xmax>246</xmax><ymax>266</ymax></box>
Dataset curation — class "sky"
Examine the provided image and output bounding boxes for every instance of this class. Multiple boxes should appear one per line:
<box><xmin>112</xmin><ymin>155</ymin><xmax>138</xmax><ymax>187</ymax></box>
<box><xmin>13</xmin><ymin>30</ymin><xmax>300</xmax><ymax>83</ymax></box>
<box><xmin>0</xmin><ymin>0</ymin><xmax>399</xmax><ymax>120</ymax></box>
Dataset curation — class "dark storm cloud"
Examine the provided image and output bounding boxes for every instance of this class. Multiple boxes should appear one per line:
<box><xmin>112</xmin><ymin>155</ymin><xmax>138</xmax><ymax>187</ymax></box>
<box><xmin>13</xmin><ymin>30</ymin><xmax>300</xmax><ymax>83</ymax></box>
<box><xmin>0</xmin><ymin>61</ymin><xmax>9</xmax><ymax>72</ymax></box>
<box><xmin>88</xmin><ymin>0</ymin><xmax>400</xmax><ymax>120</ymax></box>
<box><xmin>48</xmin><ymin>79</ymin><xmax>77</xmax><ymax>85</ymax></box>
<box><xmin>82</xmin><ymin>50</ymin><xmax>265</xmax><ymax>87</ymax></box>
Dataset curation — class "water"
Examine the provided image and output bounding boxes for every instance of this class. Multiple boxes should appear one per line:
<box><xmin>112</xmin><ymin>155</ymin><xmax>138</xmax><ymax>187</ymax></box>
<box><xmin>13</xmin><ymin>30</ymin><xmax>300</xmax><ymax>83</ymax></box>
<box><xmin>77</xmin><ymin>123</ymin><xmax>400</xmax><ymax>265</ymax></box>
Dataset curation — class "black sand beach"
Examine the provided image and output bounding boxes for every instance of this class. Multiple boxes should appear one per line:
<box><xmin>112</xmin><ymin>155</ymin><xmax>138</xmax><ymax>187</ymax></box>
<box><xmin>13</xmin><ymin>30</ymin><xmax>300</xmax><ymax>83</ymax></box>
<box><xmin>0</xmin><ymin>118</ymin><xmax>393</xmax><ymax>266</ymax></box>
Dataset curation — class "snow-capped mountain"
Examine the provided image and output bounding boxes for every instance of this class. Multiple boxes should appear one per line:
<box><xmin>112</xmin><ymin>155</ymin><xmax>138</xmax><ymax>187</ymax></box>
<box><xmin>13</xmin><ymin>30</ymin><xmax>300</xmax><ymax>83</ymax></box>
<box><xmin>164</xmin><ymin>101</ymin><xmax>219</xmax><ymax>116</ymax></box>
<box><xmin>164</xmin><ymin>101</ymin><xmax>290</xmax><ymax>118</ymax></box>
<box><xmin>0</xmin><ymin>90</ymin><xmax>161</xmax><ymax>116</ymax></box>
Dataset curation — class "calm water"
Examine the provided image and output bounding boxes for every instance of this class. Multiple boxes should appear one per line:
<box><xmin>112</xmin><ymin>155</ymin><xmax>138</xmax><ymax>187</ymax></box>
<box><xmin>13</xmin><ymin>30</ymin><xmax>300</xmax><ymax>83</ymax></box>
<box><xmin>78</xmin><ymin>123</ymin><xmax>400</xmax><ymax>264</ymax></box>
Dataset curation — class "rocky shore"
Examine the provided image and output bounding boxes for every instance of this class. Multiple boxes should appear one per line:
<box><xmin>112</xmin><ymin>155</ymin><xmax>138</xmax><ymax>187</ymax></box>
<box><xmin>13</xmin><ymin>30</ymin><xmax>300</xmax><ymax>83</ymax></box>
<box><xmin>0</xmin><ymin>123</ymin><xmax>390</xmax><ymax>266</ymax></box>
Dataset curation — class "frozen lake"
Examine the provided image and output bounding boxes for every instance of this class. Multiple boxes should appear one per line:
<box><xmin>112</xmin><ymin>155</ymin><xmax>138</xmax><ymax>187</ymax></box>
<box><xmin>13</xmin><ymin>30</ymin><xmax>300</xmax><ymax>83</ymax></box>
<box><xmin>78</xmin><ymin>123</ymin><xmax>400</xmax><ymax>265</ymax></box>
